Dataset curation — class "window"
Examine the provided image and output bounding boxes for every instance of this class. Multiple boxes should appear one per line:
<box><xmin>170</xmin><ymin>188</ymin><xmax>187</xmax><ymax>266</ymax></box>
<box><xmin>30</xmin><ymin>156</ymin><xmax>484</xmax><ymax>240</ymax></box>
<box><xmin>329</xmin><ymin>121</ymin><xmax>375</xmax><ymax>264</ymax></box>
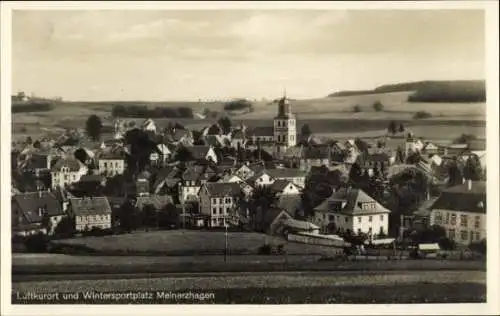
<box><xmin>450</xmin><ymin>214</ymin><xmax>457</xmax><ymax>226</ymax></box>
<box><xmin>225</xmin><ymin>198</ymin><xmax>231</xmax><ymax>203</ymax></box>
<box><xmin>219</xmin><ymin>207</ymin><xmax>223</xmax><ymax>214</ymax></box>
<box><xmin>104</xmin><ymin>162</ymin><xmax>107</xmax><ymax>168</ymax></box>
<box><xmin>460</xmin><ymin>230</ymin><xmax>468</xmax><ymax>241</ymax></box>
<box><xmin>212</xmin><ymin>207</ymin><xmax>217</xmax><ymax>215</ymax></box>
<box><xmin>445</xmin><ymin>213</ymin><xmax>450</xmax><ymax>225</ymax></box>
<box><xmin>291</xmin><ymin>135</ymin><xmax>295</xmax><ymax>141</ymax></box>
<box><xmin>380</xmin><ymin>215</ymin><xmax>384</xmax><ymax>221</ymax></box>
<box><xmin>358</xmin><ymin>217</ymin><xmax>362</xmax><ymax>223</ymax></box>
<box><xmin>448</xmin><ymin>229</ymin><xmax>456</xmax><ymax>239</ymax></box>
<box><xmin>345</xmin><ymin>217</ymin><xmax>349</xmax><ymax>223</ymax></box>
<box><xmin>474</xmin><ymin>216</ymin><xmax>480</xmax><ymax>229</ymax></box>
<box><xmin>329</xmin><ymin>215</ymin><xmax>334</xmax><ymax>221</ymax></box>
<box><xmin>369</xmin><ymin>216</ymin><xmax>373</xmax><ymax>222</ymax></box>
<box><xmin>225</xmin><ymin>207</ymin><xmax>230</xmax><ymax>214</ymax></box>
<box><xmin>211</xmin><ymin>198</ymin><xmax>217</xmax><ymax>204</ymax></box>
<box><xmin>475</xmin><ymin>232</ymin><xmax>481</xmax><ymax>241</ymax></box>
<box><xmin>460</xmin><ymin>215</ymin><xmax>468</xmax><ymax>227</ymax></box>
<box><xmin>434</xmin><ymin>212</ymin><xmax>443</xmax><ymax>225</ymax></box>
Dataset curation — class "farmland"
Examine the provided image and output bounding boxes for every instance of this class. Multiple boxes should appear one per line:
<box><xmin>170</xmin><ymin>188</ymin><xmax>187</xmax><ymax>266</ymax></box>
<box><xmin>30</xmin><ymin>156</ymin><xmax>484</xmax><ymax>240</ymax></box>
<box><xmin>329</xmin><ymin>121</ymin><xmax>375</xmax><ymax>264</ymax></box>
<box><xmin>11</xmin><ymin>90</ymin><xmax>486</xmax><ymax>142</ymax></box>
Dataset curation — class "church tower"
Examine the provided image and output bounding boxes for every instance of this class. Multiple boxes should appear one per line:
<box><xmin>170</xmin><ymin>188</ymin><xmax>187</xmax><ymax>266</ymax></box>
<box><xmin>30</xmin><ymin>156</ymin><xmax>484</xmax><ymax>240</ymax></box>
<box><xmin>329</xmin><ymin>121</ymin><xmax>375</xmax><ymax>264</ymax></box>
<box><xmin>273</xmin><ymin>90</ymin><xmax>297</xmax><ymax>156</ymax></box>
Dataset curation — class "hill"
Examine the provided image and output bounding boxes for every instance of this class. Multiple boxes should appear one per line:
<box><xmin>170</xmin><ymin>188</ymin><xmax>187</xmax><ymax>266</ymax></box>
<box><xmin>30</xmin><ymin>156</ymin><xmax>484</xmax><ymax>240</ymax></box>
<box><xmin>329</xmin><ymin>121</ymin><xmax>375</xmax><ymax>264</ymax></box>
<box><xmin>328</xmin><ymin>80</ymin><xmax>486</xmax><ymax>103</ymax></box>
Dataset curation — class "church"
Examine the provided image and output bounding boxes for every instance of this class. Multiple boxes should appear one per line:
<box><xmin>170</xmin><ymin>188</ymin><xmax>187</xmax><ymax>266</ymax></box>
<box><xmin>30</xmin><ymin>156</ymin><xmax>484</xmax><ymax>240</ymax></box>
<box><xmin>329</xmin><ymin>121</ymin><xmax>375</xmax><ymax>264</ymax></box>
<box><xmin>245</xmin><ymin>92</ymin><xmax>298</xmax><ymax>159</ymax></box>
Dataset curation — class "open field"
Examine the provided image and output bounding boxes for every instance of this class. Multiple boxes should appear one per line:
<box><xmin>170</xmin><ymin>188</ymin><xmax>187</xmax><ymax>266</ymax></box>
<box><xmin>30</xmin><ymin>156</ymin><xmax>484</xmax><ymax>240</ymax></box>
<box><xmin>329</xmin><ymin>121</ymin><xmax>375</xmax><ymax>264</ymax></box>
<box><xmin>12</xmin><ymin>270</ymin><xmax>485</xmax><ymax>303</ymax></box>
<box><xmin>11</xmin><ymin>90</ymin><xmax>486</xmax><ymax>142</ymax></box>
<box><xmin>49</xmin><ymin>230</ymin><xmax>343</xmax><ymax>256</ymax></box>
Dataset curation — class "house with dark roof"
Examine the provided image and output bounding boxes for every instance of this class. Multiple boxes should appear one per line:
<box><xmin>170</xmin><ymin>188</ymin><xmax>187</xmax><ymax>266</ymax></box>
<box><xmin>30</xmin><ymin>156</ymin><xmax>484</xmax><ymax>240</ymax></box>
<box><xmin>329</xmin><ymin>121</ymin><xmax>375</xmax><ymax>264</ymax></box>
<box><xmin>313</xmin><ymin>188</ymin><xmax>391</xmax><ymax>237</ymax></box>
<box><xmin>68</xmin><ymin>196</ymin><xmax>112</xmax><ymax>231</ymax></box>
<box><xmin>246</xmin><ymin>126</ymin><xmax>275</xmax><ymax>143</ymax></box>
<box><xmin>270</xmin><ymin>179</ymin><xmax>301</xmax><ymax>196</ymax></box>
<box><xmin>149</xmin><ymin>143</ymin><xmax>173</xmax><ymax>166</ymax></box>
<box><xmin>12</xmin><ymin>191</ymin><xmax>65</xmax><ymax>236</ymax></box>
<box><xmin>153</xmin><ymin>166</ymin><xmax>182</xmax><ymax>195</ymax></box>
<box><xmin>135</xmin><ymin>195</ymin><xmax>174</xmax><ymax>211</ymax></box>
<box><xmin>253</xmin><ymin>207</ymin><xmax>293</xmax><ymax>235</ymax></box>
<box><xmin>199</xmin><ymin>182</ymin><xmax>242</xmax><ymax>227</ymax></box>
<box><xmin>230</xmin><ymin>129</ymin><xmax>247</xmax><ymax>149</ymax></box>
<box><xmin>266</xmin><ymin>168</ymin><xmax>307</xmax><ymax>188</ymax></box>
<box><xmin>429</xmin><ymin>180</ymin><xmax>486</xmax><ymax>245</ymax></box>
<box><xmin>50</xmin><ymin>157</ymin><xmax>88</xmax><ymax>189</ymax></box>
<box><xmin>179</xmin><ymin>165</ymin><xmax>206</xmax><ymax>203</ymax></box>
<box><xmin>300</xmin><ymin>145</ymin><xmax>332</xmax><ymax>172</ymax></box>
<box><xmin>186</xmin><ymin>145</ymin><xmax>218</xmax><ymax>164</ymax></box>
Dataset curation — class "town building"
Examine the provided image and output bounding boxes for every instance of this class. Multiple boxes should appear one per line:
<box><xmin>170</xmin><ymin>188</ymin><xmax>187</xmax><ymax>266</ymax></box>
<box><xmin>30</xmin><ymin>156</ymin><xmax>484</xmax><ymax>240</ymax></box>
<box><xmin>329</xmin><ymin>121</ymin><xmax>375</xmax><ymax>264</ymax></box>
<box><xmin>11</xmin><ymin>191</ymin><xmax>65</xmax><ymax>236</ymax></box>
<box><xmin>429</xmin><ymin>180</ymin><xmax>486</xmax><ymax>245</ymax></box>
<box><xmin>97</xmin><ymin>152</ymin><xmax>126</xmax><ymax>177</ymax></box>
<box><xmin>313</xmin><ymin>188</ymin><xmax>391</xmax><ymax>237</ymax></box>
<box><xmin>68</xmin><ymin>196</ymin><xmax>112</xmax><ymax>231</ymax></box>
<box><xmin>273</xmin><ymin>93</ymin><xmax>297</xmax><ymax>158</ymax></box>
<box><xmin>50</xmin><ymin>158</ymin><xmax>88</xmax><ymax>189</ymax></box>
<box><xmin>199</xmin><ymin>182</ymin><xmax>242</xmax><ymax>227</ymax></box>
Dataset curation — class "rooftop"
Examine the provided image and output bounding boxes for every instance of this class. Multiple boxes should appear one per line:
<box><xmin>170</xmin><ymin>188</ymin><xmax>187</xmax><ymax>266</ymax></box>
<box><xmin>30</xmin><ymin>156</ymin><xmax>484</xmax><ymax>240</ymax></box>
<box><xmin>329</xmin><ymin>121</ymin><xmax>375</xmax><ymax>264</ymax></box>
<box><xmin>69</xmin><ymin>196</ymin><xmax>112</xmax><ymax>216</ymax></box>
<box><xmin>203</xmin><ymin>182</ymin><xmax>242</xmax><ymax>197</ymax></box>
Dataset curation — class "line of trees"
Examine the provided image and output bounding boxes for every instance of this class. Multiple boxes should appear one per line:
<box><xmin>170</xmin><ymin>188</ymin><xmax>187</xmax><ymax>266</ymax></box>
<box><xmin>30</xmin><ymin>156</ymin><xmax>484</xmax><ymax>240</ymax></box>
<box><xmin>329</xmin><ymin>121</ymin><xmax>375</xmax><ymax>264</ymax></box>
<box><xmin>111</xmin><ymin>105</ymin><xmax>193</xmax><ymax>118</ymax></box>
<box><xmin>12</xmin><ymin>102</ymin><xmax>54</xmax><ymax>113</ymax></box>
<box><xmin>223</xmin><ymin>99</ymin><xmax>254</xmax><ymax>112</ymax></box>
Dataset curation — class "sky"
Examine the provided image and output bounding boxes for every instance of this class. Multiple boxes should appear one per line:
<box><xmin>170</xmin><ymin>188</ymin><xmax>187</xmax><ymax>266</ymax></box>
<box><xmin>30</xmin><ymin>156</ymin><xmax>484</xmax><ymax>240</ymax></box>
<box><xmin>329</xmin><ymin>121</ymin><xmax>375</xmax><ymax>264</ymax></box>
<box><xmin>12</xmin><ymin>9</ymin><xmax>486</xmax><ymax>101</ymax></box>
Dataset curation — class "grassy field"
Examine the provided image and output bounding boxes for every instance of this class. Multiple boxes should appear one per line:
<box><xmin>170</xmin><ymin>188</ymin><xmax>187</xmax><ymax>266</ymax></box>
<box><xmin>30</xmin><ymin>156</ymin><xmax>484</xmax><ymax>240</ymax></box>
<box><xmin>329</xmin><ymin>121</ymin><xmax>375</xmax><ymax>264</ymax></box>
<box><xmin>49</xmin><ymin>230</ymin><xmax>344</xmax><ymax>257</ymax></box>
<box><xmin>11</xmin><ymin>90</ymin><xmax>486</xmax><ymax>142</ymax></box>
<box><xmin>12</xmin><ymin>270</ymin><xmax>486</xmax><ymax>303</ymax></box>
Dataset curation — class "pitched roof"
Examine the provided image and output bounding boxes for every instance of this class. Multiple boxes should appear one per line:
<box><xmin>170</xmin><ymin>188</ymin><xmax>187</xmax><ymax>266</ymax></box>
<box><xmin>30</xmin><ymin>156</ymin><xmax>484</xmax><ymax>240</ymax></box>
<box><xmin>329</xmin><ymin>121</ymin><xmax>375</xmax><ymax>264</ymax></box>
<box><xmin>70</xmin><ymin>197</ymin><xmax>112</xmax><ymax>216</ymax></box>
<box><xmin>79</xmin><ymin>175</ymin><xmax>106</xmax><ymax>183</ymax></box>
<box><xmin>135</xmin><ymin>195</ymin><xmax>174</xmax><ymax>210</ymax></box>
<box><xmin>283</xmin><ymin>218</ymin><xmax>319</xmax><ymax>230</ymax></box>
<box><xmin>203</xmin><ymin>182</ymin><xmax>242</xmax><ymax>197</ymax></box>
<box><xmin>248</xmin><ymin>126</ymin><xmax>274</xmax><ymax>137</ymax></box>
<box><xmin>277</xmin><ymin>194</ymin><xmax>301</xmax><ymax>217</ymax></box>
<box><xmin>12</xmin><ymin>191</ymin><xmax>64</xmax><ymax>222</ymax></box>
<box><xmin>231</xmin><ymin>129</ymin><xmax>245</xmax><ymax>139</ymax></box>
<box><xmin>430</xmin><ymin>181</ymin><xmax>486</xmax><ymax>213</ymax></box>
<box><xmin>261</xmin><ymin>208</ymin><xmax>292</xmax><ymax>231</ymax></box>
<box><xmin>187</xmin><ymin>146</ymin><xmax>212</xmax><ymax>160</ymax></box>
<box><xmin>51</xmin><ymin>158</ymin><xmax>85</xmax><ymax>172</ymax></box>
<box><xmin>182</xmin><ymin>165</ymin><xmax>205</xmax><ymax>181</ymax></box>
<box><xmin>203</xmin><ymin>135</ymin><xmax>224</xmax><ymax>147</ymax></box>
<box><xmin>284</xmin><ymin>146</ymin><xmax>304</xmax><ymax>159</ymax></box>
<box><xmin>314</xmin><ymin>188</ymin><xmax>390</xmax><ymax>215</ymax></box>
<box><xmin>304</xmin><ymin>146</ymin><xmax>330</xmax><ymax>159</ymax></box>
<box><xmin>270</xmin><ymin>179</ymin><xmax>294</xmax><ymax>192</ymax></box>
<box><xmin>266</xmin><ymin>168</ymin><xmax>307</xmax><ymax>179</ymax></box>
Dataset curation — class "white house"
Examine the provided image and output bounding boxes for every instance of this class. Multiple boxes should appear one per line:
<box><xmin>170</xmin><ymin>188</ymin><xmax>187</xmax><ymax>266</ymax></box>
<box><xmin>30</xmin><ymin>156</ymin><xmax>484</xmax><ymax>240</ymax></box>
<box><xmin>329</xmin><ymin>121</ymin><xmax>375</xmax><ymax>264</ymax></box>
<box><xmin>142</xmin><ymin>118</ymin><xmax>157</xmax><ymax>133</ymax></box>
<box><xmin>150</xmin><ymin>144</ymin><xmax>172</xmax><ymax>166</ymax></box>
<box><xmin>98</xmin><ymin>153</ymin><xmax>125</xmax><ymax>177</ymax></box>
<box><xmin>69</xmin><ymin>197</ymin><xmax>112</xmax><ymax>232</ymax></box>
<box><xmin>429</xmin><ymin>180</ymin><xmax>486</xmax><ymax>245</ymax></box>
<box><xmin>313</xmin><ymin>188</ymin><xmax>391</xmax><ymax>237</ymax></box>
<box><xmin>51</xmin><ymin>158</ymin><xmax>88</xmax><ymax>189</ymax></box>
<box><xmin>405</xmin><ymin>133</ymin><xmax>424</xmax><ymax>156</ymax></box>
<box><xmin>199</xmin><ymin>182</ymin><xmax>242</xmax><ymax>228</ymax></box>
<box><xmin>266</xmin><ymin>168</ymin><xmax>307</xmax><ymax>188</ymax></box>
<box><xmin>187</xmin><ymin>145</ymin><xmax>218</xmax><ymax>164</ymax></box>
<box><xmin>247</xmin><ymin>171</ymin><xmax>275</xmax><ymax>187</ymax></box>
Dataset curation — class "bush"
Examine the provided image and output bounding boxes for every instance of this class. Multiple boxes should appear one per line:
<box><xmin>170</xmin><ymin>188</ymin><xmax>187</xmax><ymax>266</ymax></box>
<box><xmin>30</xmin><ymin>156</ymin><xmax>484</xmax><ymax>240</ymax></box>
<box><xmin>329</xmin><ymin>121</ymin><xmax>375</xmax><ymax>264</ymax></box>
<box><xmin>24</xmin><ymin>233</ymin><xmax>50</xmax><ymax>253</ymax></box>
<box><xmin>111</xmin><ymin>105</ymin><xmax>193</xmax><ymax>118</ymax></box>
<box><xmin>224</xmin><ymin>99</ymin><xmax>253</xmax><ymax>112</ymax></box>
<box><xmin>413</xmin><ymin>111</ymin><xmax>432</xmax><ymax>119</ymax></box>
<box><xmin>257</xmin><ymin>244</ymin><xmax>272</xmax><ymax>255</ymax></box>
<box><xmin>468</xmin><ymin>239</ymin><xmax>486</xmax><ymax>256</ymax></box>
<box><xmin>372</xmin><ymin>101</ymin><xmax>384</xmax><ymax>112</ymax></box>
<box><xmin>353</xmin><ymin>105</ymin><xmax>362</xmax><ymax>113</ymax></box>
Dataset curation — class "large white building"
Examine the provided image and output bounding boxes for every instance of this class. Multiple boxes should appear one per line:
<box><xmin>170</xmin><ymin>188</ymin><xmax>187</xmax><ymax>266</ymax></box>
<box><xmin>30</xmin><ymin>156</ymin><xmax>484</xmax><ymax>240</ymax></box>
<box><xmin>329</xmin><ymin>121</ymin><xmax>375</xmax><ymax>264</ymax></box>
<box><xmin>313</xmin><ymin>188</ymin><xmax>391</xmax><ymax>237</ymax></box>
<box><xmin>50</xmin><ymin>158</ymin><xmax>88</xmax><ymax>189</ymax></box>
<box><xmin>199</xmin><ymin>182</ymin><xmax>242</xmax><ymax>228</ymax></box>
<box><xmin>429</xmin><ymin>180</ymin><xmax>486</xmax><ymax>245</ymax></box>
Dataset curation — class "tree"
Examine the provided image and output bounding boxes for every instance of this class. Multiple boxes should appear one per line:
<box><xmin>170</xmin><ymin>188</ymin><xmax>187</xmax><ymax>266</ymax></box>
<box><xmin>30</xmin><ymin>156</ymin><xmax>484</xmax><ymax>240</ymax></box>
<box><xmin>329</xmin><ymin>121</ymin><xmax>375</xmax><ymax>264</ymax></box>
<box><xmin>53</xmin><ymin>216</ymin><xmax>75</xmax><ymax>238</ymax></box>
<box><xmin>373</xmin><ymin>101</ymin><xmax>384</xmax><ymax>112</ymax></box>
<box><xmin>454</xmin><ymin>133</ymin><xmax>477</xmax><ymax>144</ymax></box>
<box><xmin>447</xmin><ymin>159</ymin><xmax>464</xmax><ymax>187</ymax></box>
<box><xmin>85</xmin><ymin>115</ymin><xmax>103</xmax><ymax>141</ymax></box>
<box><xmin>300</xmin><ymin>124</ymin><xmax>312</xmax><ymax>139</ymax></box>
<box><xmin>158</xmin><ymin>203</ymin><xmax>180</xmax><ymax>228</ymax></box>
<box><xmin>175</xmin><ymin>146</ymin><xmax>193</xmax><ymax>162</ymax></box>
<box><xmin>33</xmin><ymin>140</ymin><xmax>41</xmax><ymax>149</ymax></box>
<box><xmin>141</xmin><ymin>204</ymin><xmax>158</xmax><ymax>228</ymax></box>
<box><xmin>398</xmin><ymin>123</ymin><xmax>405</xmax><ymax>133</ymax></box>
<box><xmin>25</xmin><ymin>136</ymin><xmax>33</xmax><ymax>145</ymax></box>
<box><xmin>463</xmin><ymin>155</ymin><xmax>483</xmax><ymax>181</ymax></box>
<box><xmin>116</xmin><ymin>201</ymin><xmax>140</xmax><ymax>233</ymax></box>
<box><xmin>388</xmin><ymin>121</ymin><xmax>397</xmax><ymax>135</ymax></box>
<box><xmin>406</xmin><ymin>151</ymin><xmax>422</xmax><ymax>165</ymax></box>
<box><xmin>348</xmin><ymin>162</ymin><xmax>364</xmax><ymax>187</ymax></box>
<box><xmin>353</xmin><ymin>105</ymin><xmax>362</xmax><ymax>113</ymax></box>
<box><xmin>218</xmin><ymin>116</ymin><xmax>232</xmax><ymax>135</ymax></box>
<box><xmin>396</xmin><ymin>146</ymin><xmax>405</xmax><ymax>164</ymax></box>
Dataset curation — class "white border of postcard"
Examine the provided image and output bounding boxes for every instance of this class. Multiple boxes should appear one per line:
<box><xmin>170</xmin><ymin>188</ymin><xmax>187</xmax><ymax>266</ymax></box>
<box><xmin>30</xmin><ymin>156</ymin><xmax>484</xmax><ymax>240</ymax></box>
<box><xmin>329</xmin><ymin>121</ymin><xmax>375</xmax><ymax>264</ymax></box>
<box><xmin>1</xmin><ymin>1</ymin><xmax>499</xmax><ymax>315</ymax></box>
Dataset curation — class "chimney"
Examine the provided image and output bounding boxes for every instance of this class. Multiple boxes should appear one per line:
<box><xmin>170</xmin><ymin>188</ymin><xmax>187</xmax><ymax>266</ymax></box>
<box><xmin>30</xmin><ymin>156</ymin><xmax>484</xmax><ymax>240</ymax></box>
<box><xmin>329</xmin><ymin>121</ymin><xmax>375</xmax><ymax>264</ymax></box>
<box><xmin>467</xmin><ymin>179</ymin><xmax>472</xmax><ymax>191</ymax></box>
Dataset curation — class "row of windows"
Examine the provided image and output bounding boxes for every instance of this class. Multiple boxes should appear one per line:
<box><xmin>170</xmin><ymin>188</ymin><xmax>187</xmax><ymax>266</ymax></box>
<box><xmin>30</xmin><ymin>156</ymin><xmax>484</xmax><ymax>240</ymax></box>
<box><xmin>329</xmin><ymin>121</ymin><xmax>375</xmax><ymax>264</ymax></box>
<box><xmin>77</xmin><ymin>214</ymin><xmax>111</xmax><ymax>222</ymax></box>
<box><xmin>276</xmin><ymin>134</ymin><xmax>295</xmax><ymax>143</ymax></box>
<box><xmin>211</xmin><ymin>198</ymin><xmax>233</xmax><ymax>204</ymax></box>
<box><xmin>319</xmin><ymin>214</ymin><xmax>385</xmax><ymax>223</ymax></box>
<box><xmin>448</xmin><ymin>229</ymin><xmax>481</xmax><ymax>242</ymax></box>
<box><xmin>102</xmin><ymin>162</ymin><xmax>122</xmax><ymax>168</ymax></box>
<box><xmin>434</xmin><ymin>212</ymin><xmax>481</xmax><ymax>229</ymax></box>
<box><xmin>211</xmin><ymin>218</ymin><xmax>227</xmax><ymax>227</ymax></box>
<box><xmin>275</xmin><ymin>119</ymin><xmax>295</xmax><ymax>127</ymax></box>
<box><xmin>212</xmin><ymin>207</ymin><xmax>231</xmax><ymax>215</ymax></box>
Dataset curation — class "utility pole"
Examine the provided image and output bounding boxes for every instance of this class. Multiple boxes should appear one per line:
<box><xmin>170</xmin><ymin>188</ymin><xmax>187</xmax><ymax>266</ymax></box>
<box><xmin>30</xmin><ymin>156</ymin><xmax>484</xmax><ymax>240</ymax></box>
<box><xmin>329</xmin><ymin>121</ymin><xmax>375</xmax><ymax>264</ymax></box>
<box><xmin>224</xmin><ymin>222</ymin><xmax>229</xmax><ymax>263</ymax></box>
